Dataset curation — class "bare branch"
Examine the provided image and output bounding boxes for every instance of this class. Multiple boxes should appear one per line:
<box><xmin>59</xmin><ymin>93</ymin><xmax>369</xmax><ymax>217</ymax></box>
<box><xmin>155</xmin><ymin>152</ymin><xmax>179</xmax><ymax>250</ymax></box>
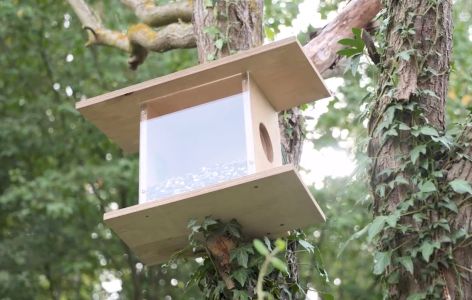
<box><xmin>121</xmin><ymin>0</ymin><xmax>192</xmax><ymax>27</ymax></box>
<box><xmin>67</xmin><ymin>0</ymin><xmax>130</xmax><ymax>51</ymax></box>
<box><xmin>304</xmin><ymin>0</ymin><xmax>382</xmax><ymax>76</ymax></box>
<box><xmin>68</xmin><ymin>0</ymin><xmax>196</xmax><ymax>70</ymax></box>
<box><xmin>127</xmin><ymin>23</ymin><xmax>195</xmax><ymax>69</ymax></box>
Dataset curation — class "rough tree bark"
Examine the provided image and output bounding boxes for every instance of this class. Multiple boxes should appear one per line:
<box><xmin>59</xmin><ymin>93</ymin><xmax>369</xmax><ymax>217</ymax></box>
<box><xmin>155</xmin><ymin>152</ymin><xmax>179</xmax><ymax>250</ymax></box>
<box><xmin>368</xmin><ymin>0</ymin><xmax>471</xmax><ymax>299</ymax></box>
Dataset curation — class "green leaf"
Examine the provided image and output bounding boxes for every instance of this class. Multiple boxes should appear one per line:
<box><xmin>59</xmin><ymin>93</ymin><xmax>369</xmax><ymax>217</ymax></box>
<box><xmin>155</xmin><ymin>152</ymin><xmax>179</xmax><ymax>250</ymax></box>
<box><xmin>410</xmin><ymin>145</ymin><xmax>426</xmax><ymax>164</ymax></box>
<box><xmin>449</xmin><ymin>179</ymin><xmax>472</xmax><ymax>194</ymax></box>
<box><xmin>214</xmin><ymin>39</ymin><xmax>224</xmax><ymax>50</ymax></box>
<box><xmin>397</xmin><ymin>256</ymin><xmax>414</xmax><ymax>274</ymax></box>
<box><xmin>338</xmin><ymin>224</ymin><xmax>369</xmax><ymax>257</ymax></box>
<box><xmin>232</xmin><ymin>290</ymin><xmax>250</xmax><ymax>300</ymax></box>
<box><xmin>201</xmin><ymin>217</ymin><xmax>218</xmax><ymax>230</ymax></box>
<box><xmin>337</xmin><ymin>48</ymin><xmax>361</xmax><ymax>57</ymax></box>
<box><xmin>319</xmin><ymin>293</ymin><xmax>334</xmax><ymax>300</ymax></box>
<box><xmin>207</xmin><ymin>53</ymin><xmax>216</xmax><ymax>61</ymax></box>
<box><xmin>397</xmin><ymin>50</ymin><xmax>411</xmax><ymax>61</ymax></box>
<box><xmin>232</xmin><ymin>268</ymin><xmax>248</xmax><ymax>287</ymax></box>
<box><xmin>264</xmin><ymin>27</ymin><xmax>275</xmax><ymax>41</ymax></box>
<box><xmin>368</xmin><ymin>216</ymin><xmax>386</xmax><ymax>242</ymax></box>
<box><xmin>385</xmin><ymin>211</ymin><xmax>400</xmax><ymax>228</ymax></box>
<box><xmin>406</xmin><ymin>293</ymin><xmax>427</xmax><ymax>300</ymax></box>
<box><xmin>274</xmin><ymin>239</ymin><xmax>286</xmax><ymax>251</ymax></box>
<box><xmin>231</xmin><ymin>246</ymin><xmax>253</xmax><ymax>268</ymax></box>
<box><xmin>419</xmin><ymin>126</ymin><xmax>439</xmax><ymax>137</ymax></box>
<box><xmin>253</xmin><ymin>239</ymin><xmax>269</xmax><ymax>256</ymax></box>
<box><xmin>373</xmin><ymin>251</ymin><xmax>391</xmax><ymax>275</ymax></box>
<box><xmin>270</xmin><ymin>257</ymin><xmax>287</xmax><ymax>273</ymax></box>
<box><xmin>440</xmin><ymin>200</ymin><xmax>458</xmax><ymax>213</ymax></box>
<box><xmin>399</xmin><ymin>123</ymin><xmax>410</xmax><ymax>130</ymax></box>
<box><xmin>350</xmin><ymin>55</ymin><xmax>361</xmax><ymax>75</ymax></box>
<box><xmin>420</xmin><ymin>180</ymin><xmax>436</xmax><ymax>193</ymax></box>
<box><xmin>299</xmin><ymin>239</ymin><xmax>315</xmax><ymax>253</ymax></box>
<box><xmin>420</xmin><ymin>240</ymin><xmax>438</xmax><ymax>262</ymax></box>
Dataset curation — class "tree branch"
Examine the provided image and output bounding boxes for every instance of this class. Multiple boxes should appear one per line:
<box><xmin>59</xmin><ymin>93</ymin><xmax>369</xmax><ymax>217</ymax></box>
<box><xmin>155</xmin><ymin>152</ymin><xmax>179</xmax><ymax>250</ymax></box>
<box><xmin>68</xmin><ymin>0</ymin><xmax>196</xmax><ymax>70</ymax></box>
<box><xmin>304</xmin><ymin>0</ymin><xmax>382</xmax><ymax>76</ymax></box>
<box><xmin>67</xmin><ymin>0</ymin><xmax>130</xmax><ymax>51</ymax></box>
<box><xmin>69</xmin><ymin>0</ymin><xmax>381</xmax><ymax>73</ymax></box>
<box><xmin>127</xmin><ymin>23</ymin><xmax>195</xmax><ymax>70</ymax></box>
<box><xmin>121</xmin><ymin>0</ymin><xmax>192</xmax><ymax>27</ymax></box>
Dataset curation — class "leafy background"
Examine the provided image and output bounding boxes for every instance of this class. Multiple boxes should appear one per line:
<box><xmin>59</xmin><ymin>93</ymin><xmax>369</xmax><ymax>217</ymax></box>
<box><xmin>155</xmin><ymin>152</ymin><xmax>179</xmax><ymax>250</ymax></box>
<box><xmin>0</xmin><ymin>0</ymin><xmax>470</xmax><ymax>299</ymax></box>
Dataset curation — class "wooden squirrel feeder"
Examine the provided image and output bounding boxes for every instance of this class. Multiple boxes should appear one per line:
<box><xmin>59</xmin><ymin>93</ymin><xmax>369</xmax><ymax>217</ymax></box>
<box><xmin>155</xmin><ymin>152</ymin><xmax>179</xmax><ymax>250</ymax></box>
<box><xmin>76</xmin><ymin>37</ymin><xmax>330</xmax><ymax>265</ymax></box>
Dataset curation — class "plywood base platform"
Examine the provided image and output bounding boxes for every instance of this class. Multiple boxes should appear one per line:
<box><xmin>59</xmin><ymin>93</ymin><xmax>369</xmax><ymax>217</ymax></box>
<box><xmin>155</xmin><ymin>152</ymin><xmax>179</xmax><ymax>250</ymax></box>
<box><xmin>104</xmin><ymin>165</ymin><xmax>325</xmax><ymax>265</ymax></box>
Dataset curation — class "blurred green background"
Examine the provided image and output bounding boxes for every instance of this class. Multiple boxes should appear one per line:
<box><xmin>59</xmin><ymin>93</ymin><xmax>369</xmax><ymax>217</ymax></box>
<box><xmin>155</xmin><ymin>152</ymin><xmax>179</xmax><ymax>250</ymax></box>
<box><xmin>1</xmin><ymin>0</ymin><xmax>470</xmax><ymax>299</ymax></box>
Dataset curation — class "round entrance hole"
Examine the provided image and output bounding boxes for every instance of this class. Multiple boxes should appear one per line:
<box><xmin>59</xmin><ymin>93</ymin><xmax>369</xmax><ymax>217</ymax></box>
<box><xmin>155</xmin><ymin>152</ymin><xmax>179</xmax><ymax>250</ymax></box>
<box><xmin>259</xmin><ymin>123</ymin><xmax>274</xmax><ymax>163</ymax></box>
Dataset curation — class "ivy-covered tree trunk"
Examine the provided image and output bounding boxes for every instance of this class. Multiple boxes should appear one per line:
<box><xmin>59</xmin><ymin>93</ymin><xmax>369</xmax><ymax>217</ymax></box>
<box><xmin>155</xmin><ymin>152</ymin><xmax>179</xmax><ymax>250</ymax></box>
<box><xmin>368</xmin><ymin>1</ymin><xmax>471</xmax><ymax>299</ymax></box>
<box><xmin>191</xmin><ymin>1</ymin><xmax>304</xmax><ymax>298</ymax></box>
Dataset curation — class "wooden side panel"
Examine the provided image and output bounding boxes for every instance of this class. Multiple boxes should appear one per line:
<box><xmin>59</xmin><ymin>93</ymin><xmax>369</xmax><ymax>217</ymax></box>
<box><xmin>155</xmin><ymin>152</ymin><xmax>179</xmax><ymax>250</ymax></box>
<box><xmin>245</xmin><ymin>74</ymin><xmax>283</xmax><ymax>171</ymax></box>
<box><xmin>104</xmin><ymin>165</ymin><xmax>325</xmax><ymax>265</ymax></box>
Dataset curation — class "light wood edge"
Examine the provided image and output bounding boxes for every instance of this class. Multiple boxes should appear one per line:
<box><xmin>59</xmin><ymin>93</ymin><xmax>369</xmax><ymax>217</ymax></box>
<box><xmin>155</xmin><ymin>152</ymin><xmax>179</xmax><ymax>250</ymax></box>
<box><xmin>104</xmin><ymin>164</ymin><xmax>297</xmax><ymax>221</ymax></box>
<box><xmin>76</xmin><ymin>37</ymin><xmax>300</xmax><ymax>110</ymax></box>
<box><xmin>296</xmin><ymin>39</ymin><xmax>332</xmax><ymax>99</ymax></box>
<box><xmin>292</xmin><ymin>169</ymin><xmax>326</xmax><ymax>222</ymax></box>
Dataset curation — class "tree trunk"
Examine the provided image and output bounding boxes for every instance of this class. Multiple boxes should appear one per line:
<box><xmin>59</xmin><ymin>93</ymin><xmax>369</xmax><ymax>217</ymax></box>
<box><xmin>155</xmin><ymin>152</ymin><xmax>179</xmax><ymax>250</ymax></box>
<box><xmin>366</xmin><ymin>0</ymin><xmax>472</xmax><ymax>299</ymax></box>
<box><xmin>192</xmin><ymin>0</ymin><xmax>263</xmax><ymax>63</ymax></box>
<box><xmin>192</xmin><ymin>1</ymin><xmax>303</xmax><ymax>297</ymax></box>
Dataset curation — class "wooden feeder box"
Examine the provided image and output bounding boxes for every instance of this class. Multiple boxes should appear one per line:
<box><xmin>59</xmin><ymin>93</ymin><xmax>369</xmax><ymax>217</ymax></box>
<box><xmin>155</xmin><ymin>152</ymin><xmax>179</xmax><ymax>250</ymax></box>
<box><xmin>76</xmin><ymin>37</ymin><xmax>330</xmax><ymax>265</ymax></box>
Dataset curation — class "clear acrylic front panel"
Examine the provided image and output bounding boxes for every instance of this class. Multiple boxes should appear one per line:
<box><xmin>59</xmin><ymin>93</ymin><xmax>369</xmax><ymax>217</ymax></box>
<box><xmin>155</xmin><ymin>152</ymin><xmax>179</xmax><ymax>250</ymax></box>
<box><xmin>139</xmin><ymin>93</ymin><xmax>254</xmax><ymax>203</ymax></box>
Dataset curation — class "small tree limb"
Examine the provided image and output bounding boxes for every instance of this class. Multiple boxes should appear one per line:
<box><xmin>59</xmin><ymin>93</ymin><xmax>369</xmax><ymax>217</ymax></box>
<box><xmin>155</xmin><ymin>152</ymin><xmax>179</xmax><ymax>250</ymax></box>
<box><xmin>68</xmin><ymin>0</ymin><xmax>195</xmax><ymax>70</ymax></box>
<box><xmin>67</xmin><ymin>0</ymin><xmax>130</xmax><ymax>51</ymax></box>
<box><xmin>121</xmin><ymin>0</ymin><xmax>192</xmax><ymax>27</ymax></box>
<box><xmin>304</xmin><ymin>0</ymin><xmax>382</xmax><ymax>75</ymax></box>
<box><xmin>128</xmin><ymin>23</ymin><xmax>195</xmax><ymax>69</ymax></box>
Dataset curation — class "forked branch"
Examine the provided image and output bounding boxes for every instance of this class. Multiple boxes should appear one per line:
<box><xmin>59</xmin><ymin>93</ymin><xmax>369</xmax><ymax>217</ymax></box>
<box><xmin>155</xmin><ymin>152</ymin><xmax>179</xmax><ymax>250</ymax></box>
<box><xmin>68</xmin><ymin>0</ymin><xmax>382</xmax><ymax>74</ymax></box>
<box><xmin>67</xmin><ymin>0</ymin><xmax>195</xmax><ymax>69</ymax></box>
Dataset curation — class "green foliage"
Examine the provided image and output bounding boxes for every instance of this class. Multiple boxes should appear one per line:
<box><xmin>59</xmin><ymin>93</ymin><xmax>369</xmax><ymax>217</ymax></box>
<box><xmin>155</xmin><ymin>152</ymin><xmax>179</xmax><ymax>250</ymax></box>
<box><xmin>184</xmin><ymin>218</ymin><xmax>321</xmax><ymax>299</ymax></box>
<box><xmin>2</xmin><ymin>0</ymin><xmax>471</xmax><ymax>299</ymax></box>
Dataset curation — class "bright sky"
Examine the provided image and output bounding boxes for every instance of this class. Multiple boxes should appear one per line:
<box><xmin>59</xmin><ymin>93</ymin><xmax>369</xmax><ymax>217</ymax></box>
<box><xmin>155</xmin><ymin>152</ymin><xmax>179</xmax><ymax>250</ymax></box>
<box><xmin>275</xmin><ymin>0</ymin><xmax>356</xmax><ymax>189</ymax></box>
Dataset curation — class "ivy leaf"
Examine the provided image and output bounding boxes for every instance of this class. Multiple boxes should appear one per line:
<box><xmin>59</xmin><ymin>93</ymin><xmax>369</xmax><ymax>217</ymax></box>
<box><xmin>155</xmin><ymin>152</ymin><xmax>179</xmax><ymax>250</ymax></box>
<box><xmin>385</xmin><ymin>211</ymin><xmax>400</xmax><ymax>228</ymax></box>
<box><xmin>231</xmin><ymin>245</ymin><xmax>253</xmax><ymax>268</ymax></box>
<box><xmin>420</xmin><ymin>241</ymin><xmax>439</xmax><ymax>262</ymax></box>
<box><xmin>419</xmin><ymin>126</ymin><xmax>439</xmax><ymax>137</ymax></box>
<box><xmin>406</xmin><ymin>293</ymin><xmax>427</xmax><ymax>300</ymax></box>
<box><xmin>449</xmin><ymin>179</ymin><xmax>472</xmax><ymax>194</ymax></box>
<box><xmin>253</xmin><ymin>239</ymin><xmax>269</xmax><ymax>256</ymax></box>
<box><xmin>214</xmin><ymin>39</ymin><xmax>224</xmax><ymax>50</ymax></box>
<box><xmin>201</xmin><ymin>217</ymin><xmax>218</xmax><ymax>230</ymax></box>
<box><xmin>397</xmin><ymin>256</ymin><xmax>414</xmax><ymax>274</ymax></box>
<box><xmin>368</xmin><ymin>216</ymin><xmax>386</xmax><ymax>242</ymax></box>
<box><xmin>419</xmin><ymin>180</ymin><xmax>436</xmax><ymax>193</ymax></box>
<box><xmin>373</xmin><ymin>251</ymin><xmax>391</xmax><ymax>275</ymax></box>
<box><xmin>399</xmin><ymin>123</ymin><xmax>410</xmax><ymax>130</ymax></box>
<box><xmin>299</xmin><ymin>240</ymin><xmax>315</xmax><ymax>253</ymax></box>
<box><xmin>397</xmin><ymin>50</ymin><xmax>412</xmax><ymax>61</ymax></box>
<box><xmin>410</xmin><ymin>145</ymin><xmax>426</xmax><ymax>164</ymax></box>
<box><xmin>232</xmin><ymin>290</ymin><xmax>250</xmax><ymax>300</ymax></box>
<box><xmin>440</xmin><ymin>200</ymin><xmax>458</xmax><ymax>213</ymax></box>
<box><xmin>232</xmin><ymin>268</ymin><xmax>248</xmax><ymax>287</ymax></box>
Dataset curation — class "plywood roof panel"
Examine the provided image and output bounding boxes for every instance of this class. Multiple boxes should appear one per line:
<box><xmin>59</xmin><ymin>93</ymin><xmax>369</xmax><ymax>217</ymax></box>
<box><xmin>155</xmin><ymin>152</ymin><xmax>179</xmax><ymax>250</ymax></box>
<box><xmin>76</xmin><ymin>37</ymin><xmax>330</xmax><ymax>153</ymax></box>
